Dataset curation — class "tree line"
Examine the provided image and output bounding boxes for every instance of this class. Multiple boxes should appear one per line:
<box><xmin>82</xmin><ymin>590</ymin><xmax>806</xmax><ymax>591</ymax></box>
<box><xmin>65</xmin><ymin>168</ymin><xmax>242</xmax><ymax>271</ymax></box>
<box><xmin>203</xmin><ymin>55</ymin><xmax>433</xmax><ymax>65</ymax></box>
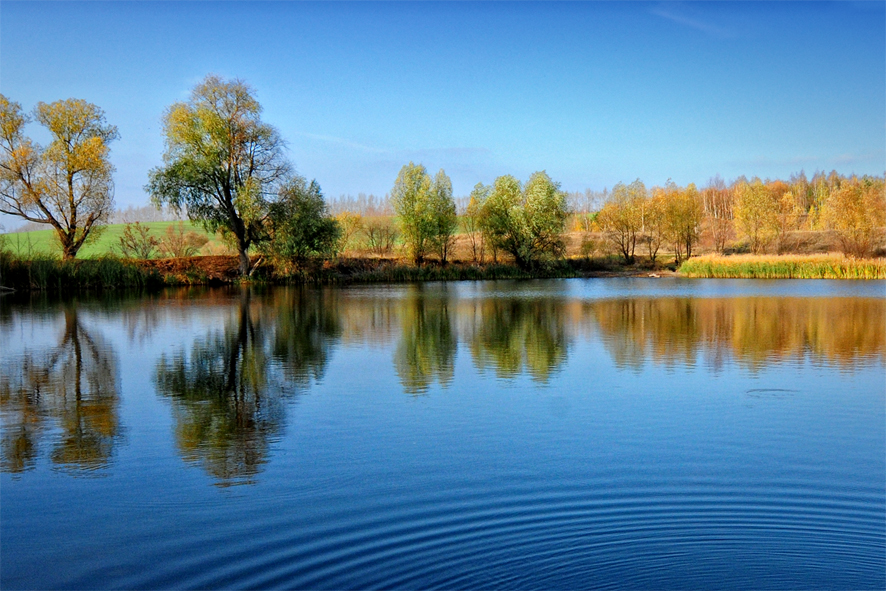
<box><xmin>2</xmin><ymin>74</ymin><xmax>884</xmax><ymax>278</ymax></box>
<box><xmin>593</xmin><ymin>173</ymin><xmax>885</xmax><ymax>263</ymax></box>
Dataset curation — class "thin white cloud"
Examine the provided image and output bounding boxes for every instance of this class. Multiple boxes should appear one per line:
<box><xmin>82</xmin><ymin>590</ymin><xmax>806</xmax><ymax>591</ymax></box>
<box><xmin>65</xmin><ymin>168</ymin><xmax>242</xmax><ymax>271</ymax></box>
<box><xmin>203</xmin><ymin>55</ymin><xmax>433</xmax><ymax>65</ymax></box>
<box><xmin>728</xmin><ymin>150</ymin><xmax>885</xmax><ymax>170</ymax></box>
<box><xmin>650</xmin><ymin>4</ymin><xmax>733</xmax><ymax>38</ymax></box>
<box><xmin>294</xmin><ymin>131</ymin><xmax>388</xmax><ymax>154</ymax></box>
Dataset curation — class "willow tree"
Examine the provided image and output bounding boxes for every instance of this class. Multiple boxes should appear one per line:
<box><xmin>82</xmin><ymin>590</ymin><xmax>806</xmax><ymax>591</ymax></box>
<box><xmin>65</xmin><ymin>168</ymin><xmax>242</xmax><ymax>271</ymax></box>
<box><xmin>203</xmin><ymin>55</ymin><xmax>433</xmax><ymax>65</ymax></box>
<box><xmin>0</xmin><ymin>95</ymin><xmax>118</xmax><ymax>259</ymax></box>
<box><xmin>147</xmin><ymin>75</ymin><xmax>290</xmax><ymax>275</ymax></box>
<box><xmin>479</xmin><ymin>171</ymin><xmax>569</xmax><ymax>270</ymax></box>
<box><xmin>391</xmin><ymin>163</ymin><xmax>457</xmax><ymax>264</ymax></box>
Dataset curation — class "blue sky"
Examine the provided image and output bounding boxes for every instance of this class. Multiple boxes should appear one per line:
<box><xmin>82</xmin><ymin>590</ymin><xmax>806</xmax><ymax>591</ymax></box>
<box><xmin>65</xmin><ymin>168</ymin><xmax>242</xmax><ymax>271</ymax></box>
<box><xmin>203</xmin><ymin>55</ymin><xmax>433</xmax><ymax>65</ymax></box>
<box><xmin>1</xmin><ymin>1</ymin><xmax>884</xmax><ymax>220</ymax></box>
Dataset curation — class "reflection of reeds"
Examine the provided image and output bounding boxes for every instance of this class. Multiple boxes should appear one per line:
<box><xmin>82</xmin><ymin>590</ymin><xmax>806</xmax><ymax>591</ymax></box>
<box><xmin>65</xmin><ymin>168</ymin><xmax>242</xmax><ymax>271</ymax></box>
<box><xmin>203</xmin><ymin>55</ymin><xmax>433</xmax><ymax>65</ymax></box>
<box><xmin>679</xmin><ymin>254</ymin><xmax>886</xmax><ymax>279</ymax></box>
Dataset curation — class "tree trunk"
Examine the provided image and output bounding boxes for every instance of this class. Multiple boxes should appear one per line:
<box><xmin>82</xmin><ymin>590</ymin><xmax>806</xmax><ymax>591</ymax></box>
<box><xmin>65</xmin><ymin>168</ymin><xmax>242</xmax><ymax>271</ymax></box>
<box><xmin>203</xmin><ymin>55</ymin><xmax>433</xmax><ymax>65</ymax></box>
<box><xmin>237</xmin><ymin>246</ymin><xmax>251</xmax><ymax>276</ymax></box>
<box><xmin>59</xmin><ymin>231</ymin><xmax>77</xmax><ymax>260</ymax></box>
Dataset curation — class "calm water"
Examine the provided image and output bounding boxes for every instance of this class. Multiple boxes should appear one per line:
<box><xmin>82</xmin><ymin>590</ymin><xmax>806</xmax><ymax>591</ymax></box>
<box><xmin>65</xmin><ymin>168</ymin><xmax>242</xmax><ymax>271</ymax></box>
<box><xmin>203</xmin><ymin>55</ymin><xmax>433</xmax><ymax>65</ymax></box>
<box><xmin>1</xmin><ymin>278</ymin><xmax>884</xmax><ymax>590</ymax></box>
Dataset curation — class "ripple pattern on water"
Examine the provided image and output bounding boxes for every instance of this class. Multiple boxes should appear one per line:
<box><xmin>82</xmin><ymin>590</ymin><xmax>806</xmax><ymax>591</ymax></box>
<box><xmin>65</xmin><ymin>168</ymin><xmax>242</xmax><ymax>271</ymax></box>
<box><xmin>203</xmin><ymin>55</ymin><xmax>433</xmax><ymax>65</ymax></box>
<box><xmin>92</xmin><ymin>474</ymin><xmax>885</xmax><ymax>590</ymax></box>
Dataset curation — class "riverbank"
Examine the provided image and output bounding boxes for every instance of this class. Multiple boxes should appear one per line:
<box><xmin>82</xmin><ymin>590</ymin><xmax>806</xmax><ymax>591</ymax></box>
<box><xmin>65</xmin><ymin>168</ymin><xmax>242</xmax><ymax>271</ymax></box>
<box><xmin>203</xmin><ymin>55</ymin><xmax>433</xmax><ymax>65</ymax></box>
<box><xmin>4</xmin><ymin>252</ymin><xmax>882</xmax><ymax>293</ymax></box>
<box><xmin>678</xmin><ymin>254</ymin><xmax>886</xmax><ymax>279</ymax></box>
<box><xmin>1</xmin><ymin>254</ymin><xmax>661</xmax><ymax>292</ymax></box>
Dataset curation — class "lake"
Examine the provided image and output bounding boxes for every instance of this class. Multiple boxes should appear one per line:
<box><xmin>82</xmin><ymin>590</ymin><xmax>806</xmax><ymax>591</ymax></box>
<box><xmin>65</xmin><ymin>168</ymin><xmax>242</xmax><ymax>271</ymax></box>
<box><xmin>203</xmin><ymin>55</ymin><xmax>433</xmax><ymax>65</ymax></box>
<box><xmin>1</xmin><ymin>278</ymin><xmax>884</xmax><ymax>590</ymax></box>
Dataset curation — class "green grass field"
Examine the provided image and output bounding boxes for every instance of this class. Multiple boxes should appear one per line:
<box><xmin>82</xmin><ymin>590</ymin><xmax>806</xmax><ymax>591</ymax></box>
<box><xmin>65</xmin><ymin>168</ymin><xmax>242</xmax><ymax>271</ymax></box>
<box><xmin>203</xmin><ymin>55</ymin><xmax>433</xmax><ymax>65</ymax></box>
<box><xmin>0</xmin><ymin>222</ymin><xmax>226</xmax><ymax>258</ymax></box>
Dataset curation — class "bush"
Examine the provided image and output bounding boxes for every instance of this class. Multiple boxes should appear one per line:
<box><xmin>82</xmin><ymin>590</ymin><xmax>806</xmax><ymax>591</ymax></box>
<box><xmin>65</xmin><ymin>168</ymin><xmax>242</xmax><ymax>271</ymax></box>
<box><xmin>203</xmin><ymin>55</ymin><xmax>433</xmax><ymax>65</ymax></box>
<box><xmin>262</xmin><ymin>176</ymin><xmax>341</xmax><ymax>272</ymax></box>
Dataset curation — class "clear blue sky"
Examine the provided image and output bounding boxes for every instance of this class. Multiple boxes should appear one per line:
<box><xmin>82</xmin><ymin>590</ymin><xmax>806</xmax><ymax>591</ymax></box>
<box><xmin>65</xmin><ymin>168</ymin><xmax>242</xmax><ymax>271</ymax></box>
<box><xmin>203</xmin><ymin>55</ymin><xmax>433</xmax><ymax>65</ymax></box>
<box><xmin>1</xmin><ymin>1</ymin><xmax>884</xmax><ymax>219</ymax></box>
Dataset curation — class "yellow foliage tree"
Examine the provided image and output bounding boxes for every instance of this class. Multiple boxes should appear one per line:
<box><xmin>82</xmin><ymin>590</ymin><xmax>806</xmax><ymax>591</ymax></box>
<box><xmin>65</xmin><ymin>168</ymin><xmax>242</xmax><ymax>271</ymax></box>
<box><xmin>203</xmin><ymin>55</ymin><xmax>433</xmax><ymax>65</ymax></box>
<box><xmin>734</xmin><ymin>179</ymin><xmax>778</xmax><ymax>254</ymax></box>
<box><xmin>0</xmin><ymin>95</ymin><xmax>118</xmax><ymax>259</ymax></box>
<box><xmin>823</xmin><ymin>179</ymin><xmax>886</xmax><ymax>258</ymax></box>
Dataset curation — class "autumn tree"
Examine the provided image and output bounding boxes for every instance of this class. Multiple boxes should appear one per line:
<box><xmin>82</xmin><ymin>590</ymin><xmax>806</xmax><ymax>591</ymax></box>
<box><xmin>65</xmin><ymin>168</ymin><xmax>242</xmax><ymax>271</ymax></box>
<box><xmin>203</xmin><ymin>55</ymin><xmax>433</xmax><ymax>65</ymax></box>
<box><xmin>0</xmin><ymin>95</ymin><xmax>118</xmax><ymax>259</ymax></box>
<box><xmin>118</xmin><ymin>222</ymin><xmax>160</xmax><ymax>259</ymax></box>
<box><xmin>597</xmin><ymin>179</ymin><xmax>646</xmax><ymax>264</ymax></box>
<box><xmin>701</xmin><ymin>177</ymin><xmax>733</xmax><ymax>254</ymax></box>
<box><xmin>665</xmin><ymin>182</ymin><xmax>703</xmax><ymax>262</ymax></box>
<box><xmin>159</xmin><ymin>222</ymin><xmax>209</xmax><ymax>258</ymax></box>
<box><xmin>773</xmin><ymin>185</ymin><xmax>804</xmax><ymax>254</ymax></box>
<box><xmin>335</xmin><ymin>211</ymin><xmax>364</xmax><ymax>253</ymax></box>
<box><xmin>479</xmin><ymin>171</ymin><xmax>569</xmax><ymax>270</ymax></box>
<box><xmin>391</xmin><ymin>163</ymin><xmax>457</xmax><ymax>264</ymax></box>
<box><xmin>734</xmin><ymin>179</ymin><xmax>778</xmax><ymax>253</ymax></box>
<box><xmin>643</xmin><ymin>189</ymin><xmax>668</xmax><ymax>263</ymax></box>
<box><xmin>823</xmin><ymin>178</ymin><xmax>886</xmax><ymax>258</ymax></box>
<box><xmin>147</xmin><ymin>75</ymin><xmax>290</xmax><ymax>275</ymax></box>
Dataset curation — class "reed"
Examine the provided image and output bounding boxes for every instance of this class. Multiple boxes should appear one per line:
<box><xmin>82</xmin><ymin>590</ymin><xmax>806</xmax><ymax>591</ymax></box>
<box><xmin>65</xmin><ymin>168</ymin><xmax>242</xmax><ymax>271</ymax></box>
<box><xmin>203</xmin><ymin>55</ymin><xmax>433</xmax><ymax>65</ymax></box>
<box><xmin>678</xmin><ymin>254</ymin><xmax>886</xmax><ymax>280</ymax></box>
<box><xmin>0</xmin><ymin>252</ymin><xmax>164</xmax><ymax>291</ymax></box>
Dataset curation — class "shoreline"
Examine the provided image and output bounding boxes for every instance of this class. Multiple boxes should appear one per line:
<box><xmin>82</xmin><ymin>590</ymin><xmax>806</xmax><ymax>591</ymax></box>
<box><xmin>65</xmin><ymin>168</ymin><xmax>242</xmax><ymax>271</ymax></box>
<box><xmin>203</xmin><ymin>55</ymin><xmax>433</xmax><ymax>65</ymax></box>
<box><xmin>1</xmin><ymin>254</ymin><xmax>882</xmax><ymax>293</ymax></box>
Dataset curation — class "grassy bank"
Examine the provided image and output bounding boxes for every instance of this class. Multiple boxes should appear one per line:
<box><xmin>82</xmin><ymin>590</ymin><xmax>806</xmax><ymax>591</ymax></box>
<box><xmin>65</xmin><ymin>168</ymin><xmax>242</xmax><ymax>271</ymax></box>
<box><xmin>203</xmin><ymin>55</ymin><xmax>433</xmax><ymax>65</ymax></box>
<box><xmin>678</xmin><ymin>254</ymin><xmax>886</xmax><ymax>279</ymax></box>
<box><xmin>1</xmin><ymin>253</ymin><xmax>164</xmax><ymax>291</ymax></box>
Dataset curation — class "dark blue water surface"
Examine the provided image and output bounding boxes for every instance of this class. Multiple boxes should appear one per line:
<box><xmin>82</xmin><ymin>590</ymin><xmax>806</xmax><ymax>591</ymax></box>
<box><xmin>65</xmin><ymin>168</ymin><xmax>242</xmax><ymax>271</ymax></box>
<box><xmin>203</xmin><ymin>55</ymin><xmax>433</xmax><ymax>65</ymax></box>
<box><xmin>2</xmin><ymin>278</ymin><xmax>884</xmax><ymax>589</ymax></box>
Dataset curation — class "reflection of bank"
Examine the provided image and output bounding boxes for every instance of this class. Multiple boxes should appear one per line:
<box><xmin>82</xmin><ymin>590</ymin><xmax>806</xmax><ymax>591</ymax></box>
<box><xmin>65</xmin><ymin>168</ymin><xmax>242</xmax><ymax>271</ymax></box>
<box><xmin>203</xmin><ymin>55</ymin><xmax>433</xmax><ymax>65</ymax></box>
<box><xmin>154</xmin><ymin>288</ymin><xmax>341</xmax><ymax>486</ymax></box>
<box><xmin>1</xmin><ymin>307</ymin><xmax>121</xmax><ymax>474</ymax></box>
<box><xmin>591</xmin><ymin>297</ymin><xmax>886</xmax><ymax>371</ymax></box>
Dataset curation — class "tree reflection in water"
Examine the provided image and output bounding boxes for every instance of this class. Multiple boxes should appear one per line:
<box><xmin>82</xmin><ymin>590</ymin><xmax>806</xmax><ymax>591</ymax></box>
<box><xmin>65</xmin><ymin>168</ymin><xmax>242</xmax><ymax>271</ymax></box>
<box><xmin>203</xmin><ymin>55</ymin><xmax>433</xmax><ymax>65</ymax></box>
<box><xmin>590</xmin><ymin>297</ymin><xmax>886</xmax><ymax>371</ymax></box>
<box><xmin>465</xmin><ymin>297</ymin><xmax>570</xmax><ymax>383</ymax></box>
<box><xmin>394</xmin><ymin>285</ymin><xmax>457</xmax><ymax>395</ymax></box>
<box><xmin>0</xmin><ymin>306</ymin><xmax>120</xmax><ymax>474</ymax></box>
<box><xmin>154</xmin><ymin>287</ymin><xmax>341</xmax><ymax>486</ymax></box>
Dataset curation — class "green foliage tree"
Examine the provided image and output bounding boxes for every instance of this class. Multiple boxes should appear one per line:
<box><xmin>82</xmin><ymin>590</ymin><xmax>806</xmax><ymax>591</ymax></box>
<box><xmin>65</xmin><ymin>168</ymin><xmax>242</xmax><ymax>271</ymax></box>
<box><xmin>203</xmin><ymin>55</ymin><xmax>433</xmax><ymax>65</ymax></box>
<box><xmin>262</xmin><ymin>176</ymin><xmax>341</xmax><ymax>270</ymax></box>
<box><xmin>479</xmin><ymin>171</ymin><xmax>569</xmax><ymax>270</ymax></box>
<box><xmin>429</xmin><ymin>169</ymin><xmax>458</xmax><ymax>263</ymax></box>
<box><xmin>464</xmin><ymin>183</ymin><xmax>490</xmax><ymax>262</ymax></box>
<box><xmin>391</xmin><ymin>162</ymin><xmax>433</xmax><ymax>264</ymax></box>
<box><xmin>391</xmin><ymin>163</ymin><xmax>457</xmax><ymax>264</ymax></box>
<box><xmin>146</xmin><ymin>75</ymin><xmax>290</xmax><ymax>275</ymax></box>
<box><xmin>0</xmin><ymin>95</ymin><xmax>118</xmax><ymax>259</ymax></box>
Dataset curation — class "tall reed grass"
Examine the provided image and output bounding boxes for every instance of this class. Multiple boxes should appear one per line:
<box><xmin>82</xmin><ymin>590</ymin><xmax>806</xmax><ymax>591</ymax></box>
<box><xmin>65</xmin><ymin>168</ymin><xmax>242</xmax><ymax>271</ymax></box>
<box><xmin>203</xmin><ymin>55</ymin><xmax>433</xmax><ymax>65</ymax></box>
<box><xmin>0</xmin><ymin>252</ymin><xmax>164</xmax><ymax>291</ymax></box>
<box><xmin>679</xmin><ymin>254</ymin><xmax>886</xmax><ymax>280</ymax></box>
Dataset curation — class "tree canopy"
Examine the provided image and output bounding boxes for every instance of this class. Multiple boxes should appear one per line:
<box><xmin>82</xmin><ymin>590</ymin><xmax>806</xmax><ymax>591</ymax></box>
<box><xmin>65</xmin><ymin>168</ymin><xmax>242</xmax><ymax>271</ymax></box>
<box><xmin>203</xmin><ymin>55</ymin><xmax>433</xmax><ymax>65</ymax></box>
<box><xmin>479</xmin><ymin>171</ymin><xmax>569</xmax><ymax>270</ymax></box>
<box><xmin>391</xmin><ymin>162</ymin><xmax>457</xmax><ymax>264</ymax></box>
<box><xmin>0</xmin><ymin>95</ymin><xmax>118</xmax><ymax>259</ymax></box>
<box><xmin>146</xmin><ymin>75</ymin><xmax>290</xmax><ymax>275</ymax></box>
<box><xmin>261</xmin><ymin>176</ymin><xmax>341</xmax><ymax>270</ymax></box>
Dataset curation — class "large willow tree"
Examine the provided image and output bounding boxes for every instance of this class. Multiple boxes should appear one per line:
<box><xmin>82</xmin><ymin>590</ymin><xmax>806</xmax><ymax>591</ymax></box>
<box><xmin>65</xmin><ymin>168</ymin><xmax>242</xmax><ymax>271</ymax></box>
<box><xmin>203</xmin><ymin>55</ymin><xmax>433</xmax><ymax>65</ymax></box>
<box><xmin>479</xmin><ymin>171</ymin><xmax>569</xmax><ymax>270</ymax></box>
<box><xmin>0</xmin><ymin>95</ymin><xmax>118</xmax><ymax>259</ymax></box>
<box><xmin>147</xmin><ymin>75</ymin><xmax>290</xmax><ymax>275</ymax></box>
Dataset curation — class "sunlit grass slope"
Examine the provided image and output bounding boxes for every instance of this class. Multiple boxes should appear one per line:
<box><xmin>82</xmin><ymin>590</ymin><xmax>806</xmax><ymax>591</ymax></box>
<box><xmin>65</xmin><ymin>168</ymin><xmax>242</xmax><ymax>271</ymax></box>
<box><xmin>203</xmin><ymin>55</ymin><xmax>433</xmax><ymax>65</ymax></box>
<box><xmin>1</xmin><ymin>222</ymin><xmax>223</xmax><ymax>258</ymax></box>
<box><xmin>679</xmin><ymin>254</ymin><xmax>886</xmax><ymax>279</ymax></box>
